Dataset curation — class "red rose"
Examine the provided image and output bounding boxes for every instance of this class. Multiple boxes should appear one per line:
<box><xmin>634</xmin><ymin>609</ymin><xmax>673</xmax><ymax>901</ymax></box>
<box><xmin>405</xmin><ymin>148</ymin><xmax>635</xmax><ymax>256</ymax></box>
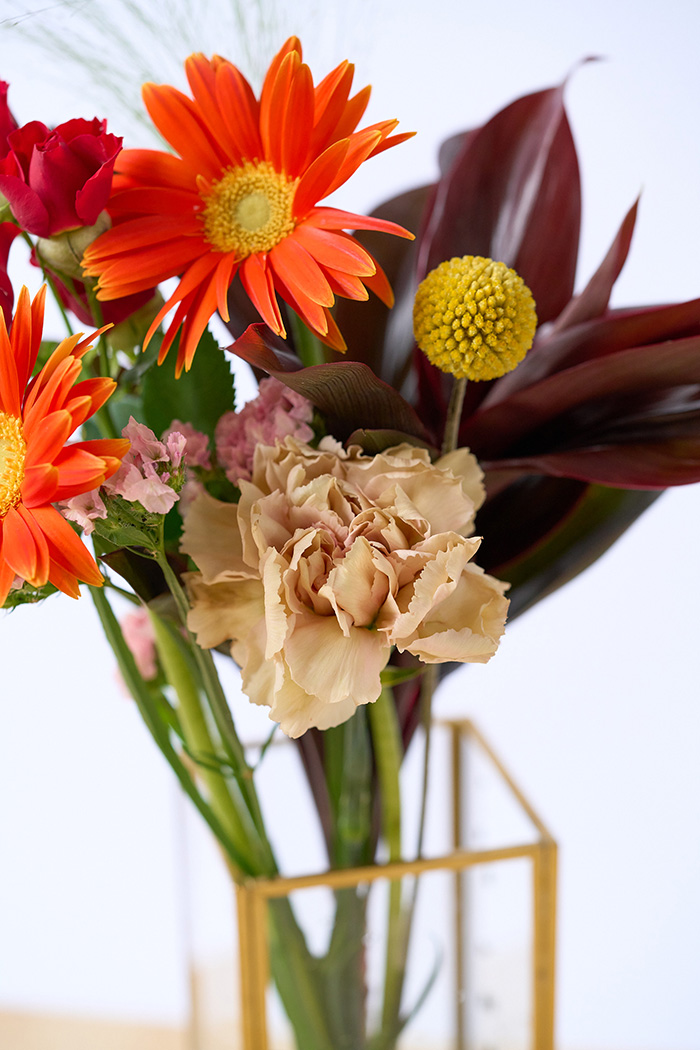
<box><xmin>0</xmin><ymin>82</ymin><xmax>18</xmax><ymax>159</ymax></box>
<box><xmin>0</xmin><ymin>117</ymin><xmax>122</xmax><ymax>236</ymax></box>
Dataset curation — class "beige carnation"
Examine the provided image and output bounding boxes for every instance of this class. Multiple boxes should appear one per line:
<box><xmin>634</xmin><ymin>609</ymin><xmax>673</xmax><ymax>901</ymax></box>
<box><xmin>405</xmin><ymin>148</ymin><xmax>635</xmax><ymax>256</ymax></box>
<box><xmin>181</xmin><ymin>438</ymin><xmax>509</xmax><ymax>738</ymax></box>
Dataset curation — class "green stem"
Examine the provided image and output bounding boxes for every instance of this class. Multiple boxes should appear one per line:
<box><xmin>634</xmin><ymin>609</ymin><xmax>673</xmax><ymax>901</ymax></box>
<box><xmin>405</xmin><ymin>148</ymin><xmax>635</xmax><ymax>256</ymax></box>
<box><xmin>154</xmin><ymin>549</ymin><xmax>275</xmax><ymax>871</ymax></box>
<box><xmin>415</xmin><ymin>665</ymin><xmax>437</xmax><ymax>859</ymax></box>
<box><xmin>368</xmin><ymin>689</ymin><xmax>407</xmax><ymax>1045</ymax></box>
<box><xmin>95</xmin><ymin>586</ymin><xmax>335</xmax><ymax>1048</ymax></box>
<box><xmin>267</xmin><ymin>898</ymin><xmax>335</xmax><ymax>1050</ymax></box>
<box><xmin>21</xmin><ymin>231</ymin><xmax>75</xmax><ymax>338</ymax></box>
<box><xmin>288</xmin><ymin>309</ymin><xmax>327</xmax><ymax>366</ymax></box>
<box><xmin>328</xmin><ymin>710</ymin><xmax>373</xmax><ymax>869</ymax></box>
<box><xmin>148</xmin><ymin>608</ymin><xmax>259</xmax><ymax>874</ymax></box>
<box><xmin>90</xmin><ymin>585</ymin><xmax>247</xmax><ymax>876</ymax></box>
<box><xmin>441</xmin><ymin>376</ymin><xmax>467</xmax><ymax>456</ymax></box>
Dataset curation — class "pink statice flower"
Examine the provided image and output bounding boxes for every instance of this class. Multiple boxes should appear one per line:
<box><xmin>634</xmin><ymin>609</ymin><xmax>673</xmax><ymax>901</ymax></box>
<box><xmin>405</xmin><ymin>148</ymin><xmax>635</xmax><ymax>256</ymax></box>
<box><xmin>105</xmin><ymin>418</ymin><xmax>186</xmax><ymax>514</ymax></box>
<box><xmin>121</xmin><ymin>606</ymin><xmax>158</xmax><ymax>680</ymax></box>
<box><xmin>164</xmin><ymin>420</ymin><xmax>212</xmax><ymax>470</ymax></box>
<box><xmin>60</xmin><ymin>489</ymin><xmax>108</xmax><ymax>535</ymax></box>
<box><xmin>215</xmin><ymin>377</ymin><xmax>314</xmax><ymax>485</ymax></box>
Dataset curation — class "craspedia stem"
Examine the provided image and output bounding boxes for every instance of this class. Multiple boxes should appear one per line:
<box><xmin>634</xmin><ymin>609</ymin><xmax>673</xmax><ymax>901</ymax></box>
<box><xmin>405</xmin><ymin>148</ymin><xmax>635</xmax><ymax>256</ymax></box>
<box><xmin>441</xmin><ymin>376</ymin><xmax>467</xmax><ymax>456</ymax></box>
<box><xmin>413</xmin><ymin>256</ymin><xmax>537</xmax><ymax>382</ymax></box>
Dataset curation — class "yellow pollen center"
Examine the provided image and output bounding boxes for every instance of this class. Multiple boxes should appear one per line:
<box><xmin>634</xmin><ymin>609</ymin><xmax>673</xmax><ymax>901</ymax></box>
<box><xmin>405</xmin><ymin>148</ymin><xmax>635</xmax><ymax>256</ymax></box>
<box><xmin>201</xmin><ymin>161</ymin><xmax>297</xmax><ymax>257</ymax></box>
<box><xmin>0</xmin><ymin>412</ymin><xmax>26</xmax><ymax>517</ymax></box>
<box><xmin>413</xmin><ymin>256</ymin><xmax>538</xmax><ymax>381</ymax></box>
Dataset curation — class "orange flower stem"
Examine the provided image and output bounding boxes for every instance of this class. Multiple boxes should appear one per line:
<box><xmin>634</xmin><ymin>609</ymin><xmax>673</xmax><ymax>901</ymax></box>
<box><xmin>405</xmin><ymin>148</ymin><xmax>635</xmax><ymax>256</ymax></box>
<box><xmin>288</xmin><ymin>308</ymin><xmax>327</xmax><ymax>366</ymax></box>
<box><xmin>441</xmin><ymin>376</ymin><xmax>467</xmax><ymax>456</ymax></box>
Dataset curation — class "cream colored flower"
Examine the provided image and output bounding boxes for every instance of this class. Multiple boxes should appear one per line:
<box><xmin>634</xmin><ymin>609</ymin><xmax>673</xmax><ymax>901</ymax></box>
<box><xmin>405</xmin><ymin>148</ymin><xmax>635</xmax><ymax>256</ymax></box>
<box><xmin>181</xmin><ymin>438</ymin><xmax>509</xmax><ymax>738</ymax></box>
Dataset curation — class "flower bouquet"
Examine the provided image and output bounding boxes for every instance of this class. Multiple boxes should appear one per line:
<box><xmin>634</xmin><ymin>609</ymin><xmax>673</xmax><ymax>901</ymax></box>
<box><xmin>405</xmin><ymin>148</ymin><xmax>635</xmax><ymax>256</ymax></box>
<box><xmin>2</xmin><ymin>33</ymin><xmax>700</xmax><ymax>1050</ymax></box>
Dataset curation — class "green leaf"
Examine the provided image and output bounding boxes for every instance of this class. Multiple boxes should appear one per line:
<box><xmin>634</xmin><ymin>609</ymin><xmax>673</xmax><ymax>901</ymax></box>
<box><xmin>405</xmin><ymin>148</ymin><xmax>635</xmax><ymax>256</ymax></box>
<box><xmin>379</xmin><ymin>665</ymin><xmax>423</xmax><ymax>687</ymax></box>
<box><xmin>142</xmin><ymin>326</ymin><xmax>236</xmax><ymax>440</ymax></box>
<box><xmin>2</xmin><ymin>579</ymin><xmax>59</xmax><ymax>608</ymax></box>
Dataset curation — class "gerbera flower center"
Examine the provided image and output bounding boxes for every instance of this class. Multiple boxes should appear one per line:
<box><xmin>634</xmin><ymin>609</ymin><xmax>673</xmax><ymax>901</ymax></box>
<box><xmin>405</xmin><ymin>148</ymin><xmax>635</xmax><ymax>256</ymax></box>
<box><xmin>413</xmin><ymin>256</ymin><xmax>537</xmax><ymax>381</ymax></box>
<box><xmin>0</xmin><ymin>412</ymin><xmax>26</xmax><ymax>517</ymax></box>
<box><xmin>201</xmin><ymin>161</ymin><xmax>297</xmax><ymax>257</ymax></box>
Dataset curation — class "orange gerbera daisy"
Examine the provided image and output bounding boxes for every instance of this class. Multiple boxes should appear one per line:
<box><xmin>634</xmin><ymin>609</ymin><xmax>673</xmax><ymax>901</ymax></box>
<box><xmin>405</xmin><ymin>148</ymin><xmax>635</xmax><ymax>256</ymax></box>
<box><xmin>0</xmin><ymin>286</ymin><xmax>129</xmax><ymax>605</ymax></box>
<box><xmin>82</xmin><ymin>37</ymin><xmax>414</xmax><ymax>376</ymax></box>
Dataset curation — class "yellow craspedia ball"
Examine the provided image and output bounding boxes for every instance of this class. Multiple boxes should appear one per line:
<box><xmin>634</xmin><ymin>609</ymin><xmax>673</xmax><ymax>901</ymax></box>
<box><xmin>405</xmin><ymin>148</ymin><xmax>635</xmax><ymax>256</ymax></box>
<box><xmin>413</xmin><ymin>256</ymin><xmax>537</xmax><ymax>381</ymax></box>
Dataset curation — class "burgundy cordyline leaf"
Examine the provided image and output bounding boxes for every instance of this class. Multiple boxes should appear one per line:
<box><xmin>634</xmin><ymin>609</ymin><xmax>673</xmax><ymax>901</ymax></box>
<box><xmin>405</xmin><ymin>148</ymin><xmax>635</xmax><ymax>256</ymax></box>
<box><xmin>417</xmin><ymin>83</ymin><xmax>582</xmax><ymax>324</ymax></box>
<box><xmin>409</xmin><ymin>79</ymin><xmax>584</xmax><ymax>432</ymax></box>
<box><xmin>462</xmin><ymin>335</ymin><xmax>700</xmax><ymax>460</ymax></box>
<box><xmin>486</xmin><ymin>200</ymin><xmax>641</xmax><ymax>403</ymax></box>
<box><xmin>231</xmin><ymin>323</ymin><xmax>429</xmax><ymax>441</ymax></box>
<box><xmin>484</xmin><ymin>296</ymin><xmax>700</xmax><ymax>408</ymax></box>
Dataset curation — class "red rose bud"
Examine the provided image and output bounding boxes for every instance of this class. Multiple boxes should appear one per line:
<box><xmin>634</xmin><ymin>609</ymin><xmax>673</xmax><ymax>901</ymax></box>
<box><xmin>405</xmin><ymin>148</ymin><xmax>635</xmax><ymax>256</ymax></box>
<box><xmin>0</xmin><ymin>82</ymin><xmax>18</xmax><ymax>159</ymax></box>
<box><xmin>0</xmin><ymin>117</ymin><xmax>122</xmax><ymax>236</ymax></box>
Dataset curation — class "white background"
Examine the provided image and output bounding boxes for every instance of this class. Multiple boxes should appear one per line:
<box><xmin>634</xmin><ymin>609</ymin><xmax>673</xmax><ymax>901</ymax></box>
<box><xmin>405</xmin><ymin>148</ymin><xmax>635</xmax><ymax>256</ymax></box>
<box><xmin>1</xmin><ymin>1</ymin><xmax>700</xmax><ymax>1047</ymax></box>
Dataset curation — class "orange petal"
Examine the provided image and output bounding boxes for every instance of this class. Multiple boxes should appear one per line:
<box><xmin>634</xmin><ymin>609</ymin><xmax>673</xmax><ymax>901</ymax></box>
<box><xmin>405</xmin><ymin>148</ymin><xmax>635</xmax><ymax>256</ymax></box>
<box><xmin>185</xmin><ymin>54</ymin><xmax>241</xmax><ymax>163</ymax></box>
<box><xmin>331</xmin><ymin>84</ymin><xmax>372</xmax><ymax>142</ymax></box>
<box><xmin>270</xmin><ymin>236</ymin><xmax>335</xmax><ymax>308</ymax></box>
<box><xmin>108</xmin><ymin>186</ymin><xmax>201</xmax><ymax>219</ymax></box>
<box><xmin>260</xmin><ymin>49</ymin><xmax>300</xmax><ymax>167</ymax></box>
<box><xmin>239</xmin><ymin>255</ymin><xmax>286</xmax><ymax>336</ymax></box>
<box><xmin>216</xmin><ymin>62</ymin><xmax>262</xmax><ymax>162</ymax></box>
<box><xmin>117</xmin><ymin>148</ymin><xmax>196</xmax><ymax>192</ymax></box>
<box><xmin>2</xmin><ymin>504</ymin><xmax>49</xmax><ymax>586</ymax></box>
<box><xmin>292</xmin><ymin>224</ymin><xmax>376</xmax><ymax>277</ymax></box>
<box><xmin>51</xmin><ymin>446</ymin><xmax>117</xmax><ymax>497</ymax></box>
<box><xmin>281</xmin><ymin>61</ymin><xmax>314</xmax><ymax>177</ymax></box>
<box><xmin>47</xmin><ymin>560</ymin><xmax>82</xmax><ymax>599</ymax></box>
<box><xmin>305</xmin><ymin>207</ymin><xmax>415</xmax><ymax>239</ymax></box>
<box><xmin>322</xmin><ymin>267</ymin><xmax>369</xmax><ymax>301</ymax></box>
<box><xmin>177</xmin><ymin>278</ymin><xmax>220</xmax><ymax>375</ymax></box>
<box><xmin>214</xmin><ymin>253</ymin><xmax>240</xmax><ymax>322</ymax></box>
<box><xmin>21</xmin><ymin>463</ymin><xmax>59</xmax><ymax>507</ymax></box>
<box><xmin>363</xmin><ymin>261</ymin><xmax>395</xmax><ymax>307</ymax></box>
<box><xmin>0</xmin><ymin>547</ymin><xmax>17</xmax><ymax>607</ymax></box>
<box><xmin>89</xmin><ymin>216</ymin><xmax>200</xmax><ymax>257</ymax></box>
<box><xmin>293</xmin><ymin>139</ymin><xmax>349</xmax><ymax>217</ymax></box>
<box><xmin>271</xmin><ymin>268</ymin><xmax>329</xmax><ymax>337</ymax></box>
<box><xmin>22</xmin><ymin>409</ymin><xmax>73</xmax><ymax>467</ymax></box>
<box><xmin>30</xmin><ymin>505</ymin><xmax>103</xmax><ymax>587</ymax></box>
<box><xmin>311</xmin><ymin>61</ymin><xmax>354</xmax><ymax>155</ymax></box>
<box><xmin>142</xmin><ymin>82</ymin><xmax>225</xmax><ymax>176</ymax></box>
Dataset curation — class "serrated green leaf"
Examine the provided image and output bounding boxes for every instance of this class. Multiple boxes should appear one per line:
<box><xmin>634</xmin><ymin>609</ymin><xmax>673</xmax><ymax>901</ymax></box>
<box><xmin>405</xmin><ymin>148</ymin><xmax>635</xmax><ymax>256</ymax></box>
<box><xmin>142</xmin><ymin>327</ymin><xmax>236</xmax><ymax>440</ymax></box>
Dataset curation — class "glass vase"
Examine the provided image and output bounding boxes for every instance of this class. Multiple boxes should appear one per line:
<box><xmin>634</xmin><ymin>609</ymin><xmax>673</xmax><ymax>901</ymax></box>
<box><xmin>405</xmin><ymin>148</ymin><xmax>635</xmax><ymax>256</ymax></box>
<box><xmin>185</xmin><ymin>720</ymin><xmax>557</xmax><ymax>1050</ymax></box>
